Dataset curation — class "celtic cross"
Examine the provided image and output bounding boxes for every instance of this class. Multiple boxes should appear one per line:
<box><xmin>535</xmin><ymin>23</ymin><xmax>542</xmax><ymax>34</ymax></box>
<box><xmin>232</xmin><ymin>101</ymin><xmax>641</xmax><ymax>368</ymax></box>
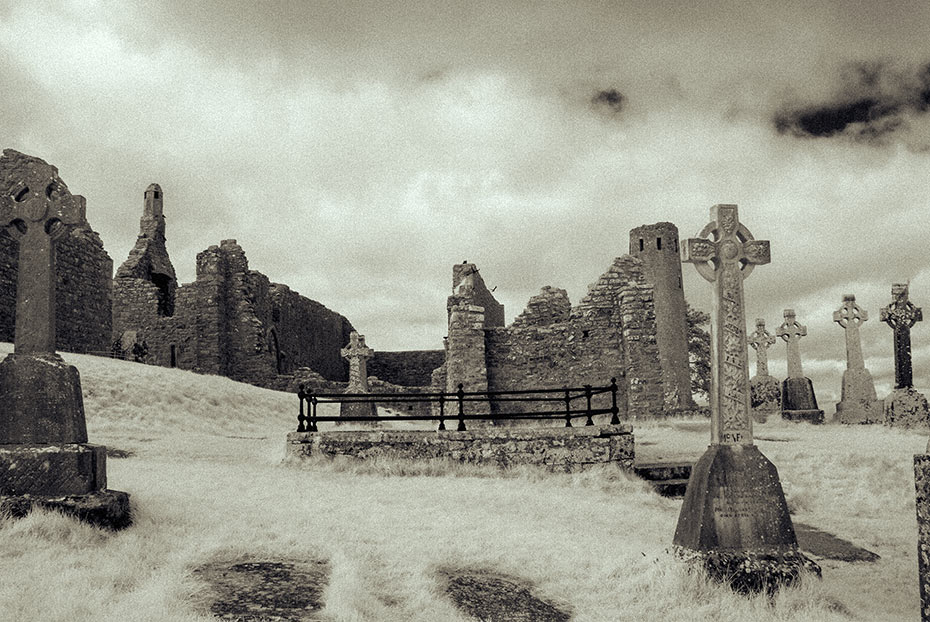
<box><xmin>748</xmin><ymin>318</ymin><xmax>776</xmax><ymax>377</ymax></box>
<box><xmin>0</xmin><ymin>158</ymin><xmax>84</xmax><ymax>354</ymax></box>
<box><xmin>341</xmin><ymin>331</ymin><xmax>373</xmax><ymax>392</ymax></box>
<box><xmin>833</xmin><ymin>295</ymin><xmax>867</xmax><ymax>370</ymax></box>
<box><xmin>683</xmin><ymin>204</ymin><xmax>770</xmax><ymax>445</ymax></box>
<box><xmin>881</xmin><ymin>283</ymin><xmax>922</xmax><ymax>389</ymax></box>
<box><xmin>777</xmin><ymin>309</ymin><xmax>807</xmax><ymax>378</ymax></box>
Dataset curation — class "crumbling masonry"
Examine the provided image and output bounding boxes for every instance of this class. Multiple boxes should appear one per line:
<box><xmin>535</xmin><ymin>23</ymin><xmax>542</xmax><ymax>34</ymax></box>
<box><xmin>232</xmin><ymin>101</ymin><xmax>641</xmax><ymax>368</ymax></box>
<box><xmin>111</xmin><ymin>185</ymin><xmax>354</xmax><ymax>388</ymax></box>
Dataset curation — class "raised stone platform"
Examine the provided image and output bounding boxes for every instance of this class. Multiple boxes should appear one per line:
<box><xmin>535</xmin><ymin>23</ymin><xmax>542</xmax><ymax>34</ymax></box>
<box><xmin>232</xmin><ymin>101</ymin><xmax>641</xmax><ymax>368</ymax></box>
<box><xmin>285</xmin><ymin>425</ymin><xmax>634</xmax><ymax>472</ymax></box>
<box><xmin>0</xmin><ymin>443</ymin><xmax>106</xmax><ymax>495</ymax></box>
<box><xmin>1</xmin><ymin>489</ymin><xmax>131</xmax><ymax>530</ymax></box>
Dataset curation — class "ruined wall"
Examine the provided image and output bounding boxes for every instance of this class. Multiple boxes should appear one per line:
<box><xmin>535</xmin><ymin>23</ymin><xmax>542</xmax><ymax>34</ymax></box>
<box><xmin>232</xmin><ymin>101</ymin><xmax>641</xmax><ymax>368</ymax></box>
<box><xmin>368</xmin><ymin>350</ymin><xmax>445</xmax><ymax>387</ymax></box>
<box><xmin>448</xmin><ymin>263</ymin><xmax>505</xmax><ymax>328</ymax></box>
<box><xmin>630</xmin><ymin>222</ymin><xmax>693</xmax><ymax>409</ymax></box>
<box><xmin>0</xmin><ymin>151</ymin><xmax>112</xmax><ymax>353</ymax></box>
<box><xmin>270</xmin><ymin>283</ymin><xmax>353</xmax><ymax>381</ymax></box>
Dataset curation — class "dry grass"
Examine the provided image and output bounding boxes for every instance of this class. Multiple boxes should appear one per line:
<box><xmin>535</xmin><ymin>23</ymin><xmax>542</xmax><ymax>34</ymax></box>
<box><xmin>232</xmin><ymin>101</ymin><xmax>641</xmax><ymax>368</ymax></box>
<box><xmin>0</xmin><ymin>342</ymin><xmax>923</xmax><ymax>620</ymax></box>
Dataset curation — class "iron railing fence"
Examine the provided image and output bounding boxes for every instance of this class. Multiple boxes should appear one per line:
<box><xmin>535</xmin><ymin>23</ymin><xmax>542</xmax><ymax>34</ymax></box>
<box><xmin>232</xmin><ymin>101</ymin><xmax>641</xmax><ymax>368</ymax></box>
<box><xmin>296</xmin><ymin>378</ymin><xmax>620</xmax><ymax>432</ymax></box>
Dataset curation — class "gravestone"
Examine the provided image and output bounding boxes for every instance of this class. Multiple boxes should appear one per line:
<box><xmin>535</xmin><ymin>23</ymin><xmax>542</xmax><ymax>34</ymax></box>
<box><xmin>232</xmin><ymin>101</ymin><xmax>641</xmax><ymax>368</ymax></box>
<box><xmin>833</xmin><ymin>295</ymin><xmax>881</xmax><ymax>424</ymax></box>
<box><xmin>777</xmin><ymin>309</ymin><xmax>824</xmax><ymax>423</ymax></box>
<box><xmin>339</xmin><ymin>331</ymin><xmax>378</xmax><ymax>421</ymax></box>
<box><xmin>0</xmin><ymin>151</ymin><xmax>129</xmax><ymax>528</ymax></box>
<box><xmin>881</xmin><ymin>284</ymin><xmax>929</xmax><ymax>428</ymax></box>
<box><xmin>748</xmin><ymin>318</ymin><xmax>780</xmax><ymax>423</ymax></box>
<box><xmin>673</xmin><ymin>204</ymin><xmax>818</xmax><ymax>594</ymax></box>
<box><xmin>915</xmin><ymin>454</ymin><xmax>930</xmax><ymax>621</ymax></box>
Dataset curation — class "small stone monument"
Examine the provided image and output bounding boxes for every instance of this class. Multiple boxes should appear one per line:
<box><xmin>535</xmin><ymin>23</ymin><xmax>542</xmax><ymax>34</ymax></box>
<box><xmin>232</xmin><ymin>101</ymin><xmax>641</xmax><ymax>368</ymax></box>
<box><xmin>339</xmin><ymin>331</ymin><xmax>378</xmax><ymax>421</ymax></box>
<box><xmin>833</xmin><ymin>295</ymin><xmax>882</xmax><ymax>424</ymax></box>
<box><xmin>881</xmin><ymin>284</ymin><xmax>929</xmax><ymax>428</ymax></box>
<box><xmin>748</xmin><ymin>318</ymin><xmax>780</xmax><ymax>423</ymax></box>
<box><xmin>0</xmin><ymin>150</ymin><xmax>130</xmax><ymax>528</ymax></box>
<box><xmin>673</xmin><ymin>204</ymin><xmax>818</xmax><ymax>594</ymax></box>
<box><xmin>777</xmin><ymin>309</ymin><xmax>824</xmax><ymax>423</ymax></box>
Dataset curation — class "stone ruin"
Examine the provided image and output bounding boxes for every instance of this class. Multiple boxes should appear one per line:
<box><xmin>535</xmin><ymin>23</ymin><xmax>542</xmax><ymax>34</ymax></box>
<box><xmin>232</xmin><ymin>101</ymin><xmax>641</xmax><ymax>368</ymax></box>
<box><xmin>430</xmin><ymin>222</ymin><xmax>698</xmax><ymax>421</ymax></box>
<box><xmin>111</xmin><ymin>185</ymin><xmax>355</xmax><ymax>389</ymax></box>
<box><xmin>0</xmin><ymin>150</ymin><xmax>112</xmax><ymax>354</ymax></box>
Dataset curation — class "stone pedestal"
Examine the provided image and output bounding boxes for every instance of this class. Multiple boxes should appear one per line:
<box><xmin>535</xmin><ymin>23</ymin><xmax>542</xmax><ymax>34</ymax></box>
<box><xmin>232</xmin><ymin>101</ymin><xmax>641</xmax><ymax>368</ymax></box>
<box><xmin>0</xmin><ymin>355</ymin><xmax>131</xmax><ymax>529</ymax></box>
<box><xmin>781</xmin><ymin>377</ymin><xmax>824</xmax><ymax>424</ymax></box>
<box><xmin>835</xmin><ymin>368</ymin><xmax>883</xmax><ymax>424</ymax></box>
<box><xmin>750</xmin><ymin>375</ymin><xmax>780</xmax><ymax>424</ymax></box>
<box><xmin>673</xmin><ymin>444</ymin><xmax>820</xmax><ymax>594</ymax></box>
<box><xmin>914</xmin><ymin>454</ymin><xmax>930</xmax><ymax>621</ymax></box>
<box><xmin>885</xmin><ymin>387</ymin><xmax>930</xmax><ymax>429</ymax></box>
<box><xmin>339</xmin><ymin>401</ymin><xmax>378</xmax><ymax>421</ymax></box>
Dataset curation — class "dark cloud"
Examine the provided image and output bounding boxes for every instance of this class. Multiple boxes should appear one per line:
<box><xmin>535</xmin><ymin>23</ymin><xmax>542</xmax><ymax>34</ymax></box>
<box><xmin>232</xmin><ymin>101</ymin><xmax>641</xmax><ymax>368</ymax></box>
<box><xmin>773</xmin><ymin>61</ymin><xmax>930</xmax><ymax>142</ymax></box>
<box><xmin>592</xmin><ymin>89</ymin><xmax>624</xmax><ymax>114</ymax></box>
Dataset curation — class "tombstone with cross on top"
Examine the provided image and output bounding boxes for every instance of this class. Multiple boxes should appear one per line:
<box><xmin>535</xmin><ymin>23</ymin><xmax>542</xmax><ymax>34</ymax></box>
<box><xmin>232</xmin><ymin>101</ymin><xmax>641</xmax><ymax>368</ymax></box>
<box><xmin>833</xmin><ymin>294</ymin><xmax>881</xmax><ymax>424</ymax></box>
<box><xmin>339</xmin><ymin>331</ymin><xmax>378</xmax><ymax>422</ymax></box>
<box><xmin>672</xmin><ymin>204</ymin><xmax>818</xmax><ymax>594</ymax></box>
<box><xmin>748</xmin><ymin>318</ymin><xmax>780</xmax><ymax>422</ymax></box>
<box><xmin>777</xmin><ymin>309</ymin><xmax>824</xmax><ymax>423</ymax></box>
<box><xmin>881</xmin><ymin>283</ymin><xmax>929</xmax><ymax>428</ymax></box>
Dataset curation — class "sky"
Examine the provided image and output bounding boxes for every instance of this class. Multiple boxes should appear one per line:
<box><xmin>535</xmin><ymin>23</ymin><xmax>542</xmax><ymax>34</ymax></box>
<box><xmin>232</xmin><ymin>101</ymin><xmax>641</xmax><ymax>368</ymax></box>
<box><xmin>2</xmin><ymin>0</ymin><xmax>930</xmax><ymax>412</ymax></box>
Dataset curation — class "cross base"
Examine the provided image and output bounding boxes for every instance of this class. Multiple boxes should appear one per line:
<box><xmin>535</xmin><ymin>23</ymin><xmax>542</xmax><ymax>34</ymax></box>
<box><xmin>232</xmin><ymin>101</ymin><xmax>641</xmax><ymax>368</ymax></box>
<box><xmin>673</xmin><ymin>444</ymin><xmax>819</xmax><ymax>595</ymax></box>
<box><xmin>1</xmin><ymin>489</ymin><xmax>131</xmax><ymax>530</ymax></box>
<box><xmin>835</xmin><ymin>368</ymin><xmax>881</xmax><ymax>424</ymax></box>
<box><xmin>884</xmin><ymin>387</ymin><xmax>929</xmax><ymax>429</ymax></box>
<box><xmin>0</xmin><ymin>353</ymin><xmax>88</xmax><ymax>443</ymax></box>
<box><xmin>781</xmin><ymin>377</ymin><xmax>824</xmax><ymax>424</ymax></box>
<box><xmin>339</xmin><ymin>401</ymin><xmax>378</xmax><ymax>423</ymax></box>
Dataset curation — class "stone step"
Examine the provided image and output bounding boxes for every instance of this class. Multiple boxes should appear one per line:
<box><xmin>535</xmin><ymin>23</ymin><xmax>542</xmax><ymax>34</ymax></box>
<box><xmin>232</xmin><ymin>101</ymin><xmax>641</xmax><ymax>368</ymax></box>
<box><xmin>648</xmin><ymin>478</ymin><xmax>691</xmax><ymax>498</ymax></box>
<box><xmin>633</xmin><ymin>462</ymin><xmax>693</xmax><ymax>482</ymax></box>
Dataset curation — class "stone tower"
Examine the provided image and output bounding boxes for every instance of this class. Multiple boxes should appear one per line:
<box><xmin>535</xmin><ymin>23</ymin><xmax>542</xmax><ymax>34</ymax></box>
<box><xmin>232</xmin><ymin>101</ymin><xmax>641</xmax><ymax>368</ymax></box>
<box><xmin>629</xmin><ymin>222</ymin><xmax>694</xmax><ymax>409</ymax></box>
<box><xmin>112</xmin><ymin>184</ymin><xmax>178</xmax><ymax>345</ymax></box>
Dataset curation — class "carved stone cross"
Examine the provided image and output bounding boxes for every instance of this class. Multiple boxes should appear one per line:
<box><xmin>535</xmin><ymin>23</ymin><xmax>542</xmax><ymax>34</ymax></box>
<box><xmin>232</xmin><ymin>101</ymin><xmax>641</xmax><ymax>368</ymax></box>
<box><xmin>683</xmin><ymin>204</ymin><xmax>770</xmax><ymax>445</ymax></box>
<box><xmin>834</xmin><ymin>295</ymin><xmax>867</xmax><ymax>370</ymax></box>
<box><xmin>341</xmin><ymin>331</ymin><xmax>373</xmax><ymax>392</ymax></box>
<box><xmin>748</xmin><ymin>318</ymin><xmax>776</xmax><ymax>377</ymax></box>
<box><xmin>0</xmin><ymin>157</ymin><xmax>84</xmax><ymax>354</ymax></box>
<box><xmin>881</xmin><ymin>283</ymin><xmax>922</xmax><ymax>389</ymax></box>
<box><xmin>777</xmin><ymin>309</ymin><xmax>807</xmax><ymax>379</ymax></box>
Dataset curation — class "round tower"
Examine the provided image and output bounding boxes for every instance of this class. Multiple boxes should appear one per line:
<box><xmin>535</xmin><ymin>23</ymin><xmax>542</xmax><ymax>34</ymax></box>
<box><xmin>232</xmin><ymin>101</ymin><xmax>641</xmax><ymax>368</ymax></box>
<box><xmin>630</xmin><ymin>222</ymin><xmax>694</xmax><ymax>409</ymax></box>
<box><xmin>143</xmin><ymin>183</ymin><xmax>163</xmax><ymax>219</ymax></box>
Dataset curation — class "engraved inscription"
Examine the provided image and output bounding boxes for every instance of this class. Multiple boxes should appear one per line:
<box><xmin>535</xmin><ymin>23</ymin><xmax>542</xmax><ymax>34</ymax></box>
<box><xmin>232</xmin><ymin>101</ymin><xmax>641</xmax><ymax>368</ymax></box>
<box><xmin>712</xmin><ymin>485</ymin><xmax>764</xmax><ymax>519</ymax></box>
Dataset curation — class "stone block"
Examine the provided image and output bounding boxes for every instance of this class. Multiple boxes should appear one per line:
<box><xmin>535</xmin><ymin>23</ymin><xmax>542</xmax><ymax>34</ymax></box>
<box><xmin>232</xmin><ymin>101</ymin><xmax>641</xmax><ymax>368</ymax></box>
<box><xmin>0</xmin><ymin>443</ymin><xmax>106</xmax><ymax>495</ymax></box>
<box><xmin>835</xmin><ymin>368</ymin><xmax>882</xmax><ymax>424</ymax></box>
<box><xmin>0</xmin><ymin>489</ymin><xmax>131</xmax><ymax>530</ymax></box>
<box><xmin>885</xmin><ymin>387</ymin><xmax>930</xmax><ymax>429</ymax></box>
<box><xmin>673</xmin><ymin>444</ymin><xmax>820</xmax><ymax>593</ymax></box>
<box><xmin>339</xmin><ymin>401</ymin><xmax>378</xmax><ymax>421</ymax></box>
<box><xmin>781</xmin><ymin>377</ymin><xmax>824</xmax><ymax>424</ymax></box>
<box><xmin>0</xmin><ymin>353</ymin><xmax>87</xmax><ymax>444</ymax></box>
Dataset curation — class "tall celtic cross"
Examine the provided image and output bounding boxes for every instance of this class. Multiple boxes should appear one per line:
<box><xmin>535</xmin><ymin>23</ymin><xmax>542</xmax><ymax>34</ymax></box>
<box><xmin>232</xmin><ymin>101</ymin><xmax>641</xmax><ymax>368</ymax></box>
<box><xmin>777</xmin><ymin>310</ymin><xmax>807</xmax><ymax>378</ymax></box>
<box><xmin>748</xmin><ymin>318</ymin><xmax>776</xmax><ymax>377</ymax></box>
<box><xmin>881</xmin><ymin>283</ymin><xmax>922</xmax><ymax>389</ymax></box>
<box><xmin>834</xmin><ymin>295</ymin><xmax>867</xmax><ymax>370</ymax></box>
<box><xmin>341</xmin><ymin>331</ymin><xmax>373</xmax><ymax>392</ymax></box>
<box><xmin>683</xmin><ymin>204</ymin><xmax>770</xmax><ymax>445</ymax></box>
<box><xmin>0</xmin><ymin>157</ymin><xmax>83</xmax><ymax>354</ymax></box>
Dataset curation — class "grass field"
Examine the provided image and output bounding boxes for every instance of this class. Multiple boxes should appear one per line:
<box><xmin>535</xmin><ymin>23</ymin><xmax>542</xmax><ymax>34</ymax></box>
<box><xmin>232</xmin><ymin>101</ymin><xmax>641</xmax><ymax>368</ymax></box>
<box><xmin>0</xmin><ymin>342</ymin><xmax>924</xmax><ymax>621</ymax></box>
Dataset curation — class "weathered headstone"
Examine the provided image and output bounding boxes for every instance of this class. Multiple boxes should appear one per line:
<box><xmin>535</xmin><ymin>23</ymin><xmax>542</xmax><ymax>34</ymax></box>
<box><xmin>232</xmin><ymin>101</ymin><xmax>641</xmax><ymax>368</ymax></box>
<box><xmin>748</xmin><ymin>318</ymin><xmax>780</xmax><ymax>423</ymax></box>
<box><xmin>777</xmin><ymin>309</ymin><xmax>824</xmax><ymax>424</ymax></box>
<box><xmin>833</xmin><ymin>295</ymin><xmax>881</xmax><ymax>424</ymax></box>
<box><xmin>339</xmin><ymin>331</ymin><xmax>378</xmax><ymax>421</ymax></box>
<box><xmin>673</xmin><ymin>204</ymin><xmax>818</xmax><ymax>594</ymax></box>
<box><xmin>0</xmin><ymin>151</ymin><xmax>130</xmax><ymax>528</ymax></box>
<box><xmin>881</xmin><ymin>284</ymin><xmax>929</xmax><ymax>428</ymax></box>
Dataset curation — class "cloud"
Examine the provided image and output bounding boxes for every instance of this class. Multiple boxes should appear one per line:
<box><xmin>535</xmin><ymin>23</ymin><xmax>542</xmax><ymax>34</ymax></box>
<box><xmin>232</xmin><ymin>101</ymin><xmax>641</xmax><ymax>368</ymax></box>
<box><xmin>773</xmin><ymin>61</ymin><xmax>930</xmax><ymax>146</ymax></box>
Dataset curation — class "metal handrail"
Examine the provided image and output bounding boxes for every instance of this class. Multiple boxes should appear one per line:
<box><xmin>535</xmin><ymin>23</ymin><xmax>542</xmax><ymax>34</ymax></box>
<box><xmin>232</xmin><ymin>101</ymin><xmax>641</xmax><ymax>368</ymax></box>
<box><xmin>296</xmin><ymin>378</ymin><xmax>620</xmax><ymax>432</ymax></box>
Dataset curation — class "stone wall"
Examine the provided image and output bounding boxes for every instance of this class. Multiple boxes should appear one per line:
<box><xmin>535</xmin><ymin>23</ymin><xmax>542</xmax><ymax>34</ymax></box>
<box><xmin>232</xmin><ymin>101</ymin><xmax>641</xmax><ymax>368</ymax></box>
<box><xmin>0</xmin><ymin>151</ymin><xmax>112</xmax><ymax>354</ymax></box>
<box><xmin>449</xmin><ymin>263</ymin><xmax>505</xmax><ymax>328</ymax></box>
<box><xmin>368</xmin><ymin>350</ymin><xmax>445</xmax><ymax>387</ymax></box>
<box><xmin>285</xmin><ymin>424</ymin><xmax>635</xmax><ymax>473</ymax></box>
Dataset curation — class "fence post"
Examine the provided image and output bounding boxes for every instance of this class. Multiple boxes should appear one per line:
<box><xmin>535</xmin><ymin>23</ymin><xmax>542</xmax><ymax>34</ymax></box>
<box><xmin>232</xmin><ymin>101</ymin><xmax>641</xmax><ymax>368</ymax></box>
<box><xmin>609</xmin><ymin>377</ymin><xmax>620</xmax><ymax>424</ymax></box>
<box><xmin>297</xmin><ymin>385</ymin><xmax>307</xmax><ymax>432</ymax></box>
<box><xmin>584</xmin><ymin>384</ymin><xmax>594</xmax><ymax>426</ymax></box>
<box><xmin>457</xmin><ymin>383</ymin><xmax>467</xmax><ymax>431</ymax></box>
<box><xmin>438</xmin><ymin>393</ymin><xmax>446</xmax><ymax>431</ymax></box>
<box><xmin>564</xmin><ymin>389</ymin><xmax>572</xmax><ymax>427</ymax></box>
<box><xmin>310</xmin><ymin>395</ymin><xmax>319</xmax><ymax>432</ymax></box>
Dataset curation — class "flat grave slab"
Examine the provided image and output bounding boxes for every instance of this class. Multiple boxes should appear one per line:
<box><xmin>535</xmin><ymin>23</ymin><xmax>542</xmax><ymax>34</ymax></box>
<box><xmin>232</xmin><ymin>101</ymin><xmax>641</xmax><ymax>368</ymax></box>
<box><xmin>438</xmin><ymin>567</ymin><xmax>570</xmax><ymax>622</ymax></box>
